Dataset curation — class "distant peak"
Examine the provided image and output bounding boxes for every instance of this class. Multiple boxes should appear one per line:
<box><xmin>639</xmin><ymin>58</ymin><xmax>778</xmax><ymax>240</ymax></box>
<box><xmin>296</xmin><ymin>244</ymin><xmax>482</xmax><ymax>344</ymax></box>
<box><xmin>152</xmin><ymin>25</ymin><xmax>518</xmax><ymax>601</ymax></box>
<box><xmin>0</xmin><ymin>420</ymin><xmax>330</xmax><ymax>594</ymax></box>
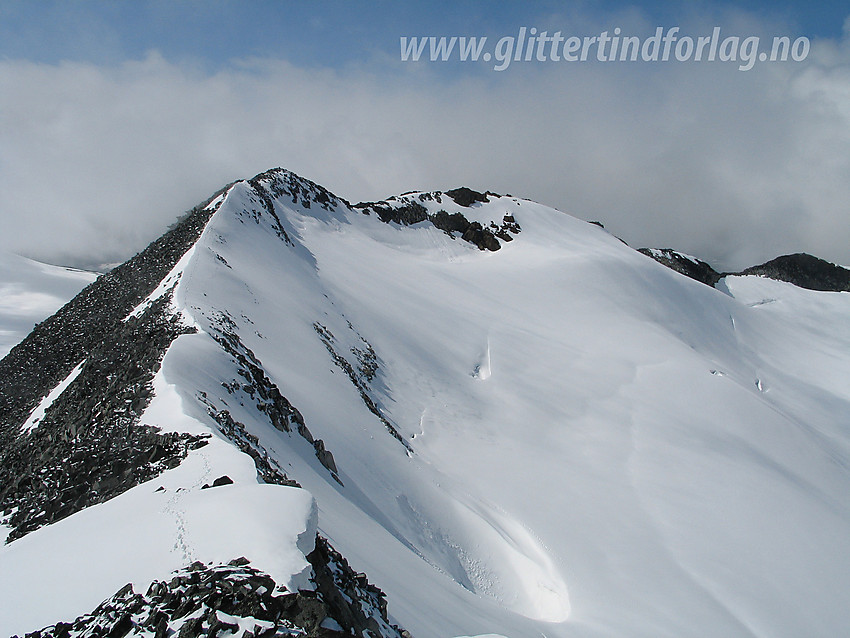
<box><xmin>640</xmin><ymin>247</ymin><xmax>850</xmax><ymax>293</ymax></box>
<box><xmin>739</xmin><ymin>253</ymin><xmax>850</xmax><ymax>292</ymax></box>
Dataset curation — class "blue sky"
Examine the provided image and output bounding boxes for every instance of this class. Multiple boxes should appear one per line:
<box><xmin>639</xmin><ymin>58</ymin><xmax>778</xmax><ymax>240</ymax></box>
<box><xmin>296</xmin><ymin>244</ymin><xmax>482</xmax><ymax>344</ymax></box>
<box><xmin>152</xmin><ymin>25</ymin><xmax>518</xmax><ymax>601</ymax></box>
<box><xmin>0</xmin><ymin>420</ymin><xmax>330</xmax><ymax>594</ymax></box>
<box><xmin>1</xmin><ymin>1</ymin><xmax>849</xmax><ymax>271</ymax></box>
<box><xmin>1</xmin><ymin>0</ymin><xmax>846</xmax><ymax>69</ymax></box>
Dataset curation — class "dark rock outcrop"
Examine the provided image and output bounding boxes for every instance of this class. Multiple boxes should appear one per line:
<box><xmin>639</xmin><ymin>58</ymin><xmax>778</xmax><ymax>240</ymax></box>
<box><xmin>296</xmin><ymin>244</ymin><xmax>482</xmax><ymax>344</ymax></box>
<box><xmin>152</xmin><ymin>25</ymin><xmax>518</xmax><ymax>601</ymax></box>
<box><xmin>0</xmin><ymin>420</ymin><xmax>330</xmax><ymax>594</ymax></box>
<box><xmin>201</xmin><ymin>475</ymin><xmax>234</xmax><ymax>489</ymax></box>
<box><xmin>17</xmin><ymin>554</ymin><xmax>409</xmax><ymax>638</ymax></box>
<box><xmin>308</xmin><ymin>536</ymin><xmax>409</xmax><ymax>638</ymax></box>
<box><xmin>638</xmin><ymin>248</ymin><xmax>723</xmax><ymax>287</ymax></box>
<box><xmin>204</xmin><ymin>406</ymin><xmax>300</xmax><ymax>488</ymax></box>
<box><xmin>207</xmin><ymin>311</ymin><xmax>342</xmax><ymax>484</ymax></box>
<box><xmin>444</xmin><ymin>187</ymin><xmax>492</xmax><ymax>207</ymax></box>
<box><xmin>353</xmin><ymin>189</ymin><xmax>518</xmax><ymax>252</ymax></box>
<box><xmin>738</xmin><ymin>253</ymin><xmax>850</xmax><ymax>292</ymax></box>
<box><xmin>429</xmin><ymin>210</ymin><xmax>501</xmax><ymax>251</ymax></box>
<box><xmin>361</xmin><ymin>199</ymin><xmax>429</xmax><ymax>226</ymax></box>
<box><xmin>313</xmin><ymin>322</ymin><xmax>410</xmax><ymax>453</ymax></box>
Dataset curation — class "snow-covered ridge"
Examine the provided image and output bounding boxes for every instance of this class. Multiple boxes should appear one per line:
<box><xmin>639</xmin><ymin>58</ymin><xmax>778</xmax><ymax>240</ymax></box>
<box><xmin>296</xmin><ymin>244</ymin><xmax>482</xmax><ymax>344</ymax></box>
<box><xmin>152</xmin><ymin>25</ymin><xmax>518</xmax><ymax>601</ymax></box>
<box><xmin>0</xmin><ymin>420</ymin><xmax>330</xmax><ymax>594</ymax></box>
<box><xmin>3</xmin><ymin>167</ymin><xmax>850</xmax><ymax>638</ymax></box>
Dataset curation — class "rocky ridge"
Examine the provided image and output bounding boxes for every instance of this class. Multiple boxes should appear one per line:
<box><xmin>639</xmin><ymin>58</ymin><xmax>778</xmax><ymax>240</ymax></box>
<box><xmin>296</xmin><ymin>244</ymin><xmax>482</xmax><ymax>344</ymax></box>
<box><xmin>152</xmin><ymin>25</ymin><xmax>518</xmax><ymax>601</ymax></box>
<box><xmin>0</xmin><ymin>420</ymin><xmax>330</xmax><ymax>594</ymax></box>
<box><xmin>0</xmin><ymin>185</ymin><xmax>228</xmax><ymax>541</ymax></box>
<box><xmin>353</xmin><ymin>186</ymin><xmax>521</xmax><ymax>252</ymax></box>
<box><xmin>17</xmin><ymin>551</ymin><xmax>407</xmax><ymax>638</ymax></box>
<box><xmin>1</xmin><ymin>170</ymin><xmax>408</xmax><ymax>637</ymax></box>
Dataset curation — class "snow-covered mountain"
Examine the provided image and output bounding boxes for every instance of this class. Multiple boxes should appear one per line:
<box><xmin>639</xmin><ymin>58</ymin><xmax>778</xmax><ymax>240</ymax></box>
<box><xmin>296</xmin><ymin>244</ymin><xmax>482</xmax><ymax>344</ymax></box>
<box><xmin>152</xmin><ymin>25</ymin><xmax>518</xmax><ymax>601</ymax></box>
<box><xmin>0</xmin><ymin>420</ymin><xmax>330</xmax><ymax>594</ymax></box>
<box><xmin>2</xmin><ymin>168</ymin><xmax>849</xmax><ymax>638</ymax></box>
<box><xmin>0</xmin><ymin>252</ymin><xmax>97</xmax><ymax>358</ymax></box>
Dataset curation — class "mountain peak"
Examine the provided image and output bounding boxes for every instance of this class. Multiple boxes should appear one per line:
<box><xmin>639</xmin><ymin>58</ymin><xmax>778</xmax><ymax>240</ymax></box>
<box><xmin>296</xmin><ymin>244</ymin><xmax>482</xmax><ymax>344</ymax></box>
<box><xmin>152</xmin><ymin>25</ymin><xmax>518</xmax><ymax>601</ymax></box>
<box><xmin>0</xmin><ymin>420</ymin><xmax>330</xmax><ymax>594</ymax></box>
<box><xmin>3</xmin><ymin>169</ymin><xmax>850</xmax><ymax>638</ymax></box>
<box><xmin>246</xmin><ymin>167</ymin><xmax>345</xmax><ymax>213</ymax></box>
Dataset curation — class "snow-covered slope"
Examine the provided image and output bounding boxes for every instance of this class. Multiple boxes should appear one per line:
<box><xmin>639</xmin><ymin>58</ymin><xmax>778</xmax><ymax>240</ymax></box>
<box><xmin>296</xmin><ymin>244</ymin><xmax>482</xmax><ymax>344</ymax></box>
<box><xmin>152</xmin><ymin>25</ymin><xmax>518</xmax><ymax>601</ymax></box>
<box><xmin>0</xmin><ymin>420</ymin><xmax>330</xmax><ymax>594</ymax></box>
<box><xmin>2</xmin><ymin>168</ymin><xmax>849</xmax><ymax>638</ymax></box>
<box><xmin>0</xmin><ymin>252</ymin><xmax>96</xmax><ymax>357</ymax></box>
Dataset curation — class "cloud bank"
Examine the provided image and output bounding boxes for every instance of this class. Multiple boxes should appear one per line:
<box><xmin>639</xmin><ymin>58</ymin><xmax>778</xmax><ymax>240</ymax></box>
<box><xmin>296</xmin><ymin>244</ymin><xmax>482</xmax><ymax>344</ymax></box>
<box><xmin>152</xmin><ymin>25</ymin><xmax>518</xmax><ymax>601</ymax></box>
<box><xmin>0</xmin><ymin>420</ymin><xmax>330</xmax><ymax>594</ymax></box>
<box><xmin>1</xmin><ymin>14</ymin><xmax>850</xmax><ymax>271</ymax></box>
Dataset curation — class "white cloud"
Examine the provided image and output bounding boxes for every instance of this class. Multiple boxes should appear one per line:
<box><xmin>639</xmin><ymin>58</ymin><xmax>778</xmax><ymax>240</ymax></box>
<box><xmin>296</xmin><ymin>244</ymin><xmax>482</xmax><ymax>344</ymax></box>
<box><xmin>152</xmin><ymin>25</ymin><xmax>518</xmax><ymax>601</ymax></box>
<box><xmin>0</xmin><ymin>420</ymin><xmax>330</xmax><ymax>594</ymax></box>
<box><xmin>2</xmin><ymin>21</ymin><xmax>850</xmax><ymax>271</ymax></box>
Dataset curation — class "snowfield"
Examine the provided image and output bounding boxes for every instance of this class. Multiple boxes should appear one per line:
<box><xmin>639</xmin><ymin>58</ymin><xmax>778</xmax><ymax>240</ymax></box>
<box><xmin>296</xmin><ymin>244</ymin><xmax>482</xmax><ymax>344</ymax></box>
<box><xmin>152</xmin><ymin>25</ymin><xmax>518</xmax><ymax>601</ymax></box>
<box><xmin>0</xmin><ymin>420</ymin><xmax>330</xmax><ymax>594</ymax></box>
<box><xmin>2</xmin><ymin>170</ymin><xmax>849</xmax><ymax>637</ymax></box>
<box><xmin>0</xmin><ymin>252</ymin><xmax>96</xmax><ymax>357</ymax></box>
